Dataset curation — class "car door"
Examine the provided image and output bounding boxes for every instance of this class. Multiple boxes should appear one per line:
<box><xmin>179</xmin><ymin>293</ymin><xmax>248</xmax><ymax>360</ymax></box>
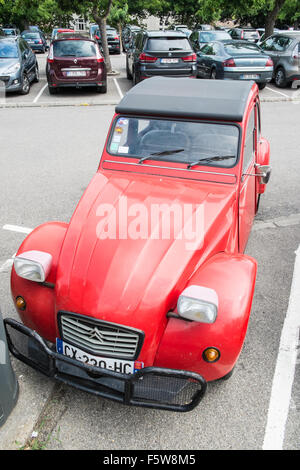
<box><xmin>197</xmin><ymin>43</ymin><xmax>212</xmax><ymax>77</ymax></box>
<box><xmin>239</xmin><ymin>103</ymin><xmax>259</xmax><ymax>252</ymax></box>
<box><xmin>260</xmin><ymin>35</ymin><xmax>278</xmax><ymax>66</ymax></box>
<box><xmin>20</xmin><ymin>40</ymin><xmax>36</xmax><ymax>79</ymax></box>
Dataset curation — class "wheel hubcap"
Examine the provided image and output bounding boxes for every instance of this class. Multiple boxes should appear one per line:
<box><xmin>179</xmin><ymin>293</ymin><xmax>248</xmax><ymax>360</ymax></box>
<box><xmin>23</xmin><ymin>77</ymin><xmax>29</xmax><ymax>92</ymax></box>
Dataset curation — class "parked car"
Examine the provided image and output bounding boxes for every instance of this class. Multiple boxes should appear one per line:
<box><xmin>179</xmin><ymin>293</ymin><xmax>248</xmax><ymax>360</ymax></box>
<box><xmin>195</xmin><ymin>24</ymin><xmax>214</xmax><ymax>31</ymax></box>
<box><xmin>51</xmin><ymin>28</ymin><xmax>75</xmax><ymax>42</ymax></box>
<box><xmin>90</xmin><ymin>25</ymin><xmax>121</xmax><ymax>54</ymax></box>
<box><xmin>190</xmin><ymin>29</ymin><xmax>231</xmax><ymax>50</ymax></box>
<box><xmin>172</xmin><ymin>25</ymin><xmax>192</xmax><ymax>37</ymax></box>
<box><xmin>46</xmin><ymin>37</ymin><xmax>107</xmax><ymax>94</ymax></box>
<box><xmin>21</xmin><ymin>30</ymin><xmax>48</xmax><ymax>53</ymax></box>
<box><xmin>122</xmin><ymin>25</ymin><xmax>141</xmax><ymax>51</ymax></box>
<box><xmin>5</xmin><ymin>77</ymin><xmax>271</xmax><ymax>412</ymax></box>
<box><xmin>259</xmin><ymin>31</ymin><xmax>300</xmax><ymax>87</ymax></box>
<box><xmin>2</xmin><ymin>27</ymin><xmax>20</xmax><ymax>37</ymax></box>
<box><xmin>126</xmin><ymin>30</ymin><xmax>197</xmax><ymax>84</ymax></box>
<box><xmin>256</xmin><ymin>27</ymin><xmax>280</xmax><ymax>44</ymax></box>
<box><xmin>196</xmin><ymin>40</ymin><xmax>273</xmax><ymax>89</ymax></box>
<box><xmin>0</xmin><ymin>37</ymin><xmax>39</xmax><ymax>94</ymax></box>
<box><xmin>228</xmin><ymin>28</ymin><xmax>261</xmax><ymax>43</ymax></box>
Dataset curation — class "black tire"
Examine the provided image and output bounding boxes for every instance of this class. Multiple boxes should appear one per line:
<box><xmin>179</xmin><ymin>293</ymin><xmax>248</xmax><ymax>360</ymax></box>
<box><xmin>20</xmin><ymin>74</ymin><xmax>30</xmax><ymax>95</ymax></box>
<box><xmin>210</xmin><ymin>68</ymin><xmax>217</xmax><ymax>80</ymax></box>
<box><xmin>33</xmin><ymin>65</ymin><xmax>39</xmax><ymax>83</ymax></box>
<box><xmin>48</xmin><ymin>85</ymin><xmax>58</xmax><ymax>95</ymax></box>
<box><xmin>126</xmin><ymin>59</ymin><xmax>132</xmax><ymax>80</ymax></box>
<box><xmin>275</xmin><ymin>67</ymin><xmax>288</xmax><ymax>88</ymax></box>
<box><xmin>96</xmin><ymin>82</ymin><xmax>107</xmax><ymax>93</ymax></box>
<box><xmin>258</xmin><ymin>82</ymin><xmax>267</xmax><ymax>90</ymax></box>
<box><xmin>217</xmin><ymin>367</ymin><xmax>235</xmax><ymax>381</ymax></box>
<box><xmin>133</xmin><ymin>69</ymin><xmax>139</xmax><ymax>85</ymax></box>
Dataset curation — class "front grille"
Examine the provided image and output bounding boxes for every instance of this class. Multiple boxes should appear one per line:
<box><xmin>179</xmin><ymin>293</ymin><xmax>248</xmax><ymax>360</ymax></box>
<box><xmin>58</xmin><ymin>312</ymin><xmax>143</xmax><ymax>360</ymax></box>
<box><xmin>0</xmin><ymin>76</ymin><xmax>10</xmax><ymax>83</ymax></box>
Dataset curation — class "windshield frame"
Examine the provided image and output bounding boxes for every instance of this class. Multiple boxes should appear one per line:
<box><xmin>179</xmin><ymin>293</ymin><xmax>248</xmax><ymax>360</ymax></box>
<box><xmin>106</xmin><ymin>115</ymin><xmax>242</xmax><ymax>169</ymax></box>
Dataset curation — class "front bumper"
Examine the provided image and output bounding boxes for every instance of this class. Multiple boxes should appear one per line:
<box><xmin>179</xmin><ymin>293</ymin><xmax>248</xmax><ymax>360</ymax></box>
<box><xmin>4</xmin><ymin>318</ymin><xmax>207</xmax><ymax>412</ymax></box>
<box><xmin>0</xmin><ymin>73</ymin><xmax>22</xmax><ymax>92</ymax></box>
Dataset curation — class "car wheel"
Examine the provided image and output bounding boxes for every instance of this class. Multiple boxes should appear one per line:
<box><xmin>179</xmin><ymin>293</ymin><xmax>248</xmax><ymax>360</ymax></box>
<box><xmin>258</xmin><ymin>82</ymin><xmax>266</xmax><ymax>90</ymax></box>
<box><xmin>33</xmin><ymin>65</ymin><xmax>39</xmax><ymax>83</ymax></box>
<box><xmin>20</xmin><ymin>74</ymin><xmax>30</xmax><ymax>95</ymax></box>
<box><xmin>275</xmin><ymin>67</ymin><xmax>287</xmax><ymax>88</ymax></box>
<box><xmin>126</xmin><ymin>59</ymin><xmax>132</xmax><ymax>80</ymax></box>
<box><xmin>96</xmin><ymin>82</ymin><xmax>107</xmax><ymax>93</ymax></box>
<box><xmin>133</xmin><ymin>69</ymin><xmax>139</xmax><ymax>85</ymax></box>
<box><xmin>48</xmin><ymin>85</ymin><xmax>58</xmax><ymax>95</ymax></box>
<box><xmin>210</xmin><ymin>68</ymin><xmax>217</xmax><ymax>80</ymax></box>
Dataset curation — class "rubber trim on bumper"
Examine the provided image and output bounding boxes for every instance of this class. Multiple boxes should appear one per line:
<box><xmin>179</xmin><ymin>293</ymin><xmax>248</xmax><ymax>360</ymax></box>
<box><xmin>4</xmin><ymin>318</ymin><xmax>207</xmax><ymax>412</ymax></box>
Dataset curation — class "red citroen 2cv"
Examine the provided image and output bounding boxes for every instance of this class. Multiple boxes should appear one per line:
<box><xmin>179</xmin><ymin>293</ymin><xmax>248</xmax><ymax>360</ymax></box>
<box><xmin>5</xmin><ymin>77</ymin><xmax>271</xmax><ymax>412</ymax></box>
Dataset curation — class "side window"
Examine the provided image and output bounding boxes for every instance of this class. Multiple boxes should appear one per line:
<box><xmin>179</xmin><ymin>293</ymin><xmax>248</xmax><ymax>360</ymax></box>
<box><xmin>260</xmin><ymin>36</ymin><xmax>275</xmax><ymax>51</ymax></box>
<box><xmin>243</xmin><ymin>108</ymin><xmax>256</xmax><ymax>172</ymax></box>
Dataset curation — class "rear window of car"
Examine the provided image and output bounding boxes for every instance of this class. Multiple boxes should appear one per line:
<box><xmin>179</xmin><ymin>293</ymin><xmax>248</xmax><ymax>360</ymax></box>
<box><xmin>224</xmin><ymin>43</ymin><xmax>261</xmax><ymax>55</ymax></box>
<box><xmin>107</xmin><ymin>28</ymin><xmax>117</xmax><ymax>35</ymax></box>
<box><xmin>244</xmin><ymin>30</ymin><xmax>260</xmax><ymax>39</ymax></box>
<box><xmin>53</xmin><ymin>40</ymin><xmax>97</xmax><ymax>57</ymax></box>
<box><xmin>22</xmin><ymin>32</ymin><xmax>40</xmax><ymax>39</ymax></box>
<box><xmin>107</xmin><ymin>117</ymin><xmax>240</xmax><ymax>169</ymax></box>
<box><xmin>146</xmin><ymin>37</ymin><xmax>192</xmax><ymax>51</ymax></box>
<box><xmin>200</xmin><ymin>31</ymin><xmax>230</xmax><ymax>41</ymax></box>
<box><xmin>0</xmin><ymin>42</ymin><xmax>18</xmax><ymax>58</ymax></box>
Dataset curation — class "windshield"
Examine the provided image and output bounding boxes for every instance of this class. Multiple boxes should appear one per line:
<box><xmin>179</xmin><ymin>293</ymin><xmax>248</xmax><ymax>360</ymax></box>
<box><xmin>200</xmin><ymin>31</ymin><xmax>230</xmax><ymax>41</ymax></box>
<box><xmin>53</xmin><ymin>40</ymin><xmax>97</xmax><ymax>57</ymax></box>
<box><xmin>0</xmin><ymin>42</ymin><xmax>18</xmax><ymax>58</ymax></box>
<box><xmin>146</xmin><ymin>37</ymin><xmax>192</xmax><ymax>51</ymax></box>
<box><xmin>108</xmin><ymin>117</ymin><xmax>240</xmax><ymax>168</ymax></box>
<box><xmin>22</xmin><ymin>32</ymin><xmax>40</xmax><ymax>39</ymax></box>
<box><xmin>224</xmin><ymin>43</ymin><xmax>261</xmax><ymax>54</ymax></box>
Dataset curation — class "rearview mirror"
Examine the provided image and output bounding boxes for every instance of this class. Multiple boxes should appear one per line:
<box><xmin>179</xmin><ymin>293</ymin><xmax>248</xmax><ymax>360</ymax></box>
<box><xmin>257</xmin><ymin>165</ymin><xmax>271</xmax><ymax>184</ymax></box>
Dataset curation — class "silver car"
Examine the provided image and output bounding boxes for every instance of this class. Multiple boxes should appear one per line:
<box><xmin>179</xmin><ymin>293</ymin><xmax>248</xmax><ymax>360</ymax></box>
<box><xmin>259</xmin><ymin>31</ymin><xmax>300</xmax><ymax>88</ymax></box>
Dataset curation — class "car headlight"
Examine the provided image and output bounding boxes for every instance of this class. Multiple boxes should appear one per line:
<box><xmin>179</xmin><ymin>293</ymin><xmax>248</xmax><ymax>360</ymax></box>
<box><xmin>14</xmin><ymin>251</ymin><xmax>52</xmax><ymax>283</ymax></box>
<box><xmin>7</xmin><ymin>63</ymin><xmax>21</xmax><ymax>74</ymax></box>
<box><xmin>177</xmin><ymin>286</ymin><xmax>218</xmax><ymax>323</ymax></box>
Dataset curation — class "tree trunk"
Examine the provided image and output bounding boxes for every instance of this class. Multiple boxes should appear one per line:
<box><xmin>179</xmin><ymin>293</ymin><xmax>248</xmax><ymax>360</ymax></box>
<box><xmin>265</xmin><ymin>0</ymin><xmax>286</xmax><ymax>38</ymax></box>
<box><xmin>118</xmin><ymin>22</ymin><xmax>123</xmax><ymax>53</ymax></box>
<box><xmin>92</xmin><ymin>0</ymin><xmax>114</xmax><ymax>74</ymax></box>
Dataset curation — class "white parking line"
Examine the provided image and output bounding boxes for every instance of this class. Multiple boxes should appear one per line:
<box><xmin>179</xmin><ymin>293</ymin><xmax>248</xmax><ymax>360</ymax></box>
<box><xmin>263</xmin><ymin>244</ymin><xmax>300</xmax><ymax>450</ymax></box>
<box><xmin>113</xmin><ymin>77</ymin><xmax>124</xmax><ymax>100</ymax></box>
<box><xmin>266</xmin><ymin>86</ymin><xmax>290</xmax><ymax>99</ymax></box>
<box><xmin>32</xmin><ymin>82</ymin><xmax>48</xmax><ymax>104</ymax></box>
<box><xmin>2</xmin><ymin>224</ymin><xmax>33</xmax><ymax>234</ymax></box>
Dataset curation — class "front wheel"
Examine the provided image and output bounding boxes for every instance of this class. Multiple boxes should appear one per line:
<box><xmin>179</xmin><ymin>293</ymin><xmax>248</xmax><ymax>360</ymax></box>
<box><xmin>258</xmin><ymin>82</ymin><xmax>267</xmax><ymax>90</ymax></box>
<box><xmin>20</xmin><ymin>74</ymin><xmax>30</xmax><ymax>95</ymax></box>
<box><xmin>275</xmin><ymin>67</ymin><xmax>288</xmax><ymax>88</ymax></box>
<box><xmin>210</xmin><ymin>68</ymin><xmax>217</xmax><ymax>80</ymax></box>
<box><xmin>33</xmin><ymin>65</ymin><xmax>39</xmax><ymax>83</ymax></box>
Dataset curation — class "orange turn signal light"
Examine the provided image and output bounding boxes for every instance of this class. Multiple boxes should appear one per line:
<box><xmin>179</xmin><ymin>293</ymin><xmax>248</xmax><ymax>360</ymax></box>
<box><xmin>203</xmin><ymin>347</ymin><xmax>220</xmax><ymax>363</ymax></box>
<box><xmin>16</xmin><ymin>296</ymin><xmax>26</xmax><ymax>311</ymax></box>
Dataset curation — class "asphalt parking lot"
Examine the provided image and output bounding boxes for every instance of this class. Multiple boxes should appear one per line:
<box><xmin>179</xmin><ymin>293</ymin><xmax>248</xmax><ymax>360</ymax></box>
<box><xmin>0</xmin><ymin>52</ymin><xmax>300</xmax><ymax>451</ymax></box>
<box><xmin>1</xmin><ymin>51</ymin><xmax>300</xmax><ymax>108</ymax></box>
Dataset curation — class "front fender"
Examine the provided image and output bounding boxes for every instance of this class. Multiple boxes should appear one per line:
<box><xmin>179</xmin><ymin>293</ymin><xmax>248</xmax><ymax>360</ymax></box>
<box><xmin>11</xmin><ymin>222</ymin><xmax>68</xmax><ymax>342</ymax></box>
<box><xmin>154</xmin><ymin>252</ymin><xmax>257</xmax><ymax>381</ymax></box>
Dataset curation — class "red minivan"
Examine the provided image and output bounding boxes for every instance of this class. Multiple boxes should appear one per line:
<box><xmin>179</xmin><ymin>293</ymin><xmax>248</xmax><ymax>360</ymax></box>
<box><xmin>46</xmin><ymin>37</ymin><xmax>107</xmax><ymax>94</ymax></box>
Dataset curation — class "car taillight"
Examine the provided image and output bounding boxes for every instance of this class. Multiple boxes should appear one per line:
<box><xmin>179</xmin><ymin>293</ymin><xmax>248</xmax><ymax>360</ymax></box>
<box><xmin>139</xmin><ymin>53</ymin><xmax>157</xmax><ymax>63</ymax></box>
<box><xmin>47</xmin><ymin>45</ymin><xmax>54</xmax><ymax>63</ymax></box>
<box><xmin>182</xmin><ymin>53</ymin><xmax>197</xmax><ymax>62</ymax></box>
<box><xmin>38</xmin><ymin>40</ymin><xmax>43</xmax><ymax>44</ymax></box>
<box><xmin>266</xmin><ymin>58</ymin><xmax>273</xmax><ymax>67</ymax></box>
<box><xmin>241</xmin><ymin>30</ymin><xmax>244</xmax><ymax>39</ymax></box>
<box><xmin>95</xmin><ymin>35</ymin><xmax>100</xmax><ymax>40</ymax></box>
<box><xmin>97</xmin><ymin>57</ymin><xmax>104</xmax><ymax>63</ymax></box>
<box><xmin>114</xmin><ymin>36</ymin><xmax>119</xmax><ymax>40</ymax></box>
<box><xmin>223</xmin><ymin>58</ymin><xmax>236</xmax><ymax>67</ymax></box>
<box><xmin>292</xmin><ymin>45</ymin><xmax>300</xmax><ymax>59</ymax></box>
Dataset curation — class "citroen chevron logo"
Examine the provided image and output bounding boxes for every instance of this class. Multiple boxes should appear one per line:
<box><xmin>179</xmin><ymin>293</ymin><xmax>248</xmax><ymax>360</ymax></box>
<box><xmin>89</xmin><ymin>327</ymin><xmax>104</xmax><ymax>343</ymax></box>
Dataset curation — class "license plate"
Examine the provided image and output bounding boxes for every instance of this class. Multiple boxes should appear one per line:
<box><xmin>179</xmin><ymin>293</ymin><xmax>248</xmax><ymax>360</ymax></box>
<box><xmin>161</xmin><ymin>58</ymin><xmax>179</xmax><ymax>64</ymax></box>
<box><xmin>56</xmin><ymin>338</ymin><xmax>144</xmax><ymax>375</ymax></box>
<box><xmin>240</xmin><ymin>74</ymin><xmax>259</xmax><ymax>79</ymax></box>
<box><xmin>66</xmin><ymin>71</ymin><xmax>86</xmax><ymax>77</ymax></box>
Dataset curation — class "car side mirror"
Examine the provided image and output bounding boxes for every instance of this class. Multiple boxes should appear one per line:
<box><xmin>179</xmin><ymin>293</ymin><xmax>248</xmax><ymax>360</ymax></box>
<box><xmin>256</xmin><ymin>164</ymin><xmax>271</xmax><ymax>184</ymax></box>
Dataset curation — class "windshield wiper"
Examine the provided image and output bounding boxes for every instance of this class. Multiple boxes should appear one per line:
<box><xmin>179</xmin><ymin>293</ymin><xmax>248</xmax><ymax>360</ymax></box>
<box><xmin>187</xmin><ymin>155</ymin><xmax>236</xmax><ymax>169</ymax></box>
<box><xmin>138</xmin><ymin>149</ymin><xmax>185</xmax><ymax>164</ymax></box>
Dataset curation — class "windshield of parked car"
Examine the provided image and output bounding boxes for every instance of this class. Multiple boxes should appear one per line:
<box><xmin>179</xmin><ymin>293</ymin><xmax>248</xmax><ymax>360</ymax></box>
<box><xmin>53</xmin><ymin>40</ymin><xmax>97</xmax><ymax>57</ymax></box>
<box><xmin>0</xmin><ymin>42</ymin><xmax>18</xmax><ymax>58</ymax></box>
<box><xmin>224</xmin><ymin>42</ymin><xmax>262</xmax><ymax>54</ymax></box>
<box><xmin>3</xmin><ymin>29</ymin><xmax>16</xmax><ymax>36</ymax></box>
<box><xmin>22</xmin><ymin>32</ymin><xmax>40</xmax><ymax>39</ymax></box>
<box><xmin>107</xmin><ymin>117</ymin><xmax>240</xmax><ymax>168</ymax></box>
<box><xmin>146</xmin><ymin>37</ymin><xmax>192</xmax><ymax>51</ymax></box>
<box><xmin>107</xmin><ymin>28</ymin><xmax>117</xmax><ymax>36</ymax></box>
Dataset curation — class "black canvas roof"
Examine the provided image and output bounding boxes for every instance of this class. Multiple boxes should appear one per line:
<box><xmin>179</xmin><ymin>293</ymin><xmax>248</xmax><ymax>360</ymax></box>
<box><xmin>116</xmin><ymin>77</ymin><xmax>255</xmax><ymax>122</ymax></box>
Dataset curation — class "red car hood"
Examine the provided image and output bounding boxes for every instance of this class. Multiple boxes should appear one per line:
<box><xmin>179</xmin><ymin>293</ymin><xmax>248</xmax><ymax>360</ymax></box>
<box><xmin>55</xmin><ymin>171</ymin><xmax>237</xmax><ymax>363</ymax></box>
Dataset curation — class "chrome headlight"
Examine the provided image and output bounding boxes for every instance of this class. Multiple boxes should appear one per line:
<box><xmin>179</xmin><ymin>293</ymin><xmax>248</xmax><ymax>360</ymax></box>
<box><xmin>177</xmin><ymin>286</ymin><xmax>218</xmax><ymax>323</ymax></box>
<box><xmin>14</xmin><ymin>251</ymin><xmax>52</xmax><ymax>283</ymax></box>
<box><xmin>7</xmin><ymin>62</ymin><xmax>21</xmax><ymax>74</ymax></box>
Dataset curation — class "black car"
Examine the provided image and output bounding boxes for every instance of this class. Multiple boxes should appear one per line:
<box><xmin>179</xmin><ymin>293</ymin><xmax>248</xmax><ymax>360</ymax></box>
<box><xmin>122</xmin><ymin>25</ymin><xmax>141</xmax><ymax>51</ymax></box>
<box><xmin>0</xmin><ymin>37</ymin><xmax>39</xmax><ymax>94</ymax></box>
<box><xmin>21</xmin><ymin>30</ymin><xmax>48</xmax><ymax>53</ymax></box>
<box><xmin>190</xmin><ymin>29</ymin><xmax>231</xmax><ymax>50</ymax></box>
<box><xmin>195</xmin><ymin>40</ymin><xmax>273</xmax><ymax>89</ymax></box>
<box><xmin>228</xmin><ymin>28</ymin><xmax>261</xmax><ymax>43</ymax></box>
<box><xmin>126</xmin><ymin>30</ymin><xmax>197</xmax><ymax>84</ymax></box>
<box><xmin>91</xmin><ymin>25</ymin><xmax>120</xmax><ymax>54</ymax></box>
